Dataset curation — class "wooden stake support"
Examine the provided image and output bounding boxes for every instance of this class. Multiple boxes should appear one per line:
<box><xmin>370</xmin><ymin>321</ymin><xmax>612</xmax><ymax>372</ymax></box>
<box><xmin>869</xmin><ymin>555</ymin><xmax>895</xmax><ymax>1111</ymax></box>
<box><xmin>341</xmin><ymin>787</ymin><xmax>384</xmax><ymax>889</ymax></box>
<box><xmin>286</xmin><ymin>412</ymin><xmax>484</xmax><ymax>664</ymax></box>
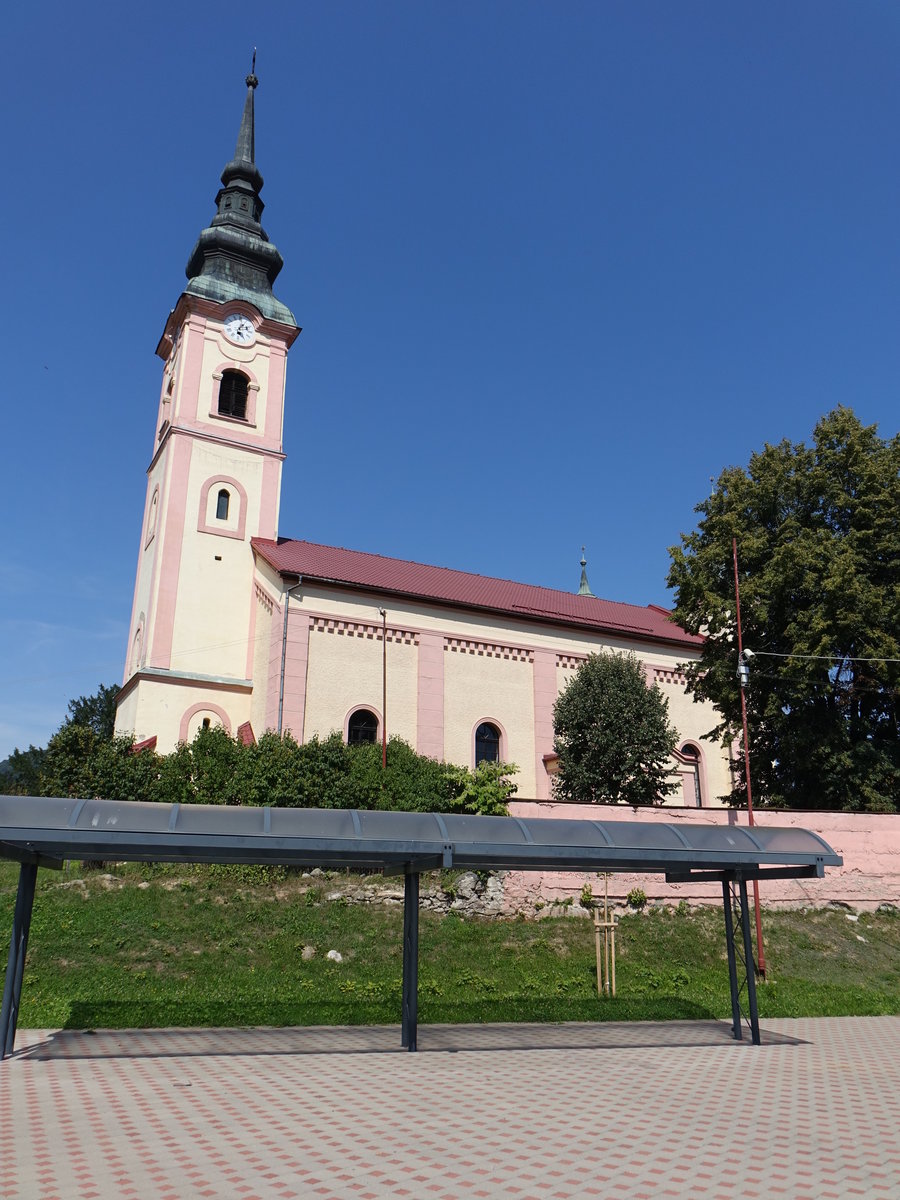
<box><xmin>591</xmin><ymin>874</ymin><xmax>617</xmax><ymax>997</ymax></box>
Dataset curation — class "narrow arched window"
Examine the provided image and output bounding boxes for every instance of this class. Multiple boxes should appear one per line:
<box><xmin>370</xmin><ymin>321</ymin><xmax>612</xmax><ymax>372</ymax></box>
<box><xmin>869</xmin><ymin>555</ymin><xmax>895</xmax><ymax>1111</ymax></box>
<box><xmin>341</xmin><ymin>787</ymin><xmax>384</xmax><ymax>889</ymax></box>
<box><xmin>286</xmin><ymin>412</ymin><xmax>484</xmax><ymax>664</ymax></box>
<box><xmin>218</xmin><ymin>370</ymin><xmax>248</xmax><ymax>419</ymax></box>
<box><xmin>347</xmin><ymin>709</ymin><xmax>378</xmax><ymax>745</ymax></box>
<box><xmin>681</xmin><ymin>744</ymin><xmax>702</xmax><ymax>806</ymax></box>
<box><xmin>475</xmin><ymin>722</ymin><xmax>501</xmax><ymax>766</ymax></box>
<box><xmin>216</xmin><ymin>489</ymin><xmax>230</xmax><ymax>520</ymax></box>
<box><xmin>130</xmin><ymin>626</ymin><xmax>143</xmax><ymax>674</ymax></box>
<box><xmin>146</xmin><ymin>488</ymin><xmax>159</xmax><ymax>545</ymax></box>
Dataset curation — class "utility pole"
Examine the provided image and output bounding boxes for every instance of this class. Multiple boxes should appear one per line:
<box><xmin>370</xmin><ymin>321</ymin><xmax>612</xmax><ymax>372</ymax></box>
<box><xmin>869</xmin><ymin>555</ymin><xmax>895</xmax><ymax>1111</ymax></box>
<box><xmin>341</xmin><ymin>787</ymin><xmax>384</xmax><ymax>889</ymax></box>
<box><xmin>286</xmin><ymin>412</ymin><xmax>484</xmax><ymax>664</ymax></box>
<box><xmin>732</xmin><ymin>538</ymin><xmax>767</xmax><ymax>979</ymax></box>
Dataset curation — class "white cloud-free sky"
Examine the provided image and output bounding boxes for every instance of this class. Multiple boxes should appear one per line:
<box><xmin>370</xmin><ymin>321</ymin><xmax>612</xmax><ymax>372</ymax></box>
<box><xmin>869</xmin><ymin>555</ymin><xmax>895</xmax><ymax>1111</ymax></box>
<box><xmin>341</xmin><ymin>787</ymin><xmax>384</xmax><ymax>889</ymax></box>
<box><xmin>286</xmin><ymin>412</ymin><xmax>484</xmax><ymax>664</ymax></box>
<box><xmin>2</xmin><ymin>1</ymin><xmax>898</xmax><ymax>758</ymax></box>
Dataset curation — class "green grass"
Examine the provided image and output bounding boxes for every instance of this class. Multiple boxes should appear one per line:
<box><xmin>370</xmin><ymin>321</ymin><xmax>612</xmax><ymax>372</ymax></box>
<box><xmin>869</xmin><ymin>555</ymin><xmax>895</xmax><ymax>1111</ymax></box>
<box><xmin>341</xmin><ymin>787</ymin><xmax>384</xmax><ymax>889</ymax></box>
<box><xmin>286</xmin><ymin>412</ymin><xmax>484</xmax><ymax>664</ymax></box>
<box><xmin>2</xmin><ymin>861</ymin><xmax>898</xmax><ymax>1030</ymax></box>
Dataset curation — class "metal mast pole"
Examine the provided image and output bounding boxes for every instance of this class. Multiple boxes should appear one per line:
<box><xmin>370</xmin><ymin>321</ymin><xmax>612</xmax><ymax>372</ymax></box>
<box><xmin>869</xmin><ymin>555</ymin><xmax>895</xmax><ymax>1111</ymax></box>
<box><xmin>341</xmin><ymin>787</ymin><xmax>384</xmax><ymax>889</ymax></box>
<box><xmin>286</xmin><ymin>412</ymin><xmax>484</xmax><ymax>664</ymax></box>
<box><xmin>732</xmin><ymin>538</ymin><xmax>767</xmax><ymax>979</ymax></box>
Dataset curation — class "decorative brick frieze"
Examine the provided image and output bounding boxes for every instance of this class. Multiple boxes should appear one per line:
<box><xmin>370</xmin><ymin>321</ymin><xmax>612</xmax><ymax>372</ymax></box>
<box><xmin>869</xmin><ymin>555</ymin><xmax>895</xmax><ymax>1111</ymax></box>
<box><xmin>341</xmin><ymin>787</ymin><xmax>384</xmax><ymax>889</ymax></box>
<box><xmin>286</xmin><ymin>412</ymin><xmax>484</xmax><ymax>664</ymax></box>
<box><xmin>652</xmin><ymin>666</ymin><xmax>689</xmax><ymax>687</ymax></box>
<box><xmin>557</xmin><ymin>654</ymin><xmax>587</xmax><ymax>670</ymax></box>
<box><xmin>311</xmin><ymin>616</ymin><xmax>418</xmax><ymax>646</ymax></box>
<box><xmin>254</xmin><ymin>583</ymin><xmax>274</xmax><ymax>615</ymax></box>
<box><xmin>445</xmin><ymin>638</ymin><xmax>533</xmax><ymax>664</ymax></box>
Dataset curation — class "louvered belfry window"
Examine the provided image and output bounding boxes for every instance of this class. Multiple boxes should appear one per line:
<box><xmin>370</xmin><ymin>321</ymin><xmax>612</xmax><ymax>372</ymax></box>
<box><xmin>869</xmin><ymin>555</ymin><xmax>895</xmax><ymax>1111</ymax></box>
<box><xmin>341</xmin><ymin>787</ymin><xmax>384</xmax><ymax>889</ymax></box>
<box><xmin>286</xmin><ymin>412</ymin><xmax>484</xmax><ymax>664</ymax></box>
<box><xmin>218</xmin><ymin>370</ymin><xmax>248</xmax><ymax>419</ymax></box>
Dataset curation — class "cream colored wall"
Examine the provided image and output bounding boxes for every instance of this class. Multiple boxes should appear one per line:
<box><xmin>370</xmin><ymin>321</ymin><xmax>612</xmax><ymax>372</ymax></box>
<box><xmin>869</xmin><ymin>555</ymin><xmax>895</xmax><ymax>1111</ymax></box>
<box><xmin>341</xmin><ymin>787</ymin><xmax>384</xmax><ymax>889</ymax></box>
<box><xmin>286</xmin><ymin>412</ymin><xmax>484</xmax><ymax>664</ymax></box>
<box><xmin>113</xmin><ymin>686</ymin><xmax>140</xmax><ymax>741</ymax></box>
<box><xmin>249</xmin><ymin>580</ymin><xmax>278</xmax><ymax>737</ymax></box>
<box><xmin>171</xmin><ymin>316</ymin><xmax>276</xmax><ymax>439</ymax></box>
<box><xmin>116</xmin><ymin>679</ymin><xmax>251</xmax><ymax>750</ymax></box>
<box><xmin>303</xmin><ymin>624</ymin><xmax>418</xmax><ymax>745</ymax></box>
<box><xmin>123</xmin><ymin>452</ymin><xmax>169</xmax><ymax>682</ymax></box>
<box><xmin>443</xmin><ymin>650</ymin><xmax>534</xmax><ymax>779</ymax></box>
<box><xmin>193</xmin><ymin>332</ymin><xmax>272</xmax><ymax>434</ymax></box>
<box><xmin>296</xmin><ymin>584</ymin><xmax>695</xmax><ymax>672</ymax></box>
<box><xmin>660</xmin><ymin>678</ymin><xmax>731</xmax><ymax>803</ymax></box>
<box><xmin>289</xmin><ymin>584</ymin><xmax>730</xmax><ymax>803</ymax></box>
<box><xmin>169</xmin><ymin>440</ymin><xmax>262</xmax><ymax>678</ymax></box>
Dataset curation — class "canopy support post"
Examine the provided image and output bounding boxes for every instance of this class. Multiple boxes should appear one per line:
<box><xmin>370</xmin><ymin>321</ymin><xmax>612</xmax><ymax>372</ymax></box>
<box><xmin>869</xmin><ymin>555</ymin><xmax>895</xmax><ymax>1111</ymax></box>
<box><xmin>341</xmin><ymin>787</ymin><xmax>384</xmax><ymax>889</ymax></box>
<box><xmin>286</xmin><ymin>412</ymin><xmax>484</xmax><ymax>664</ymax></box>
<box><xmin>1</xmin><ymin>862</ymin><xmax>38</xmax><ymax>1060</ymax></box>
<box><xmin>721</xmin><ymin>876</ymin><xmax>742</xmax><ymax>1041</ymax></box>
<box><xmin>738</xmin><ymin>877</ymin><xmax>761</xmax><ymax>1045</ymax></box>
<box><xmin>401</xmin><ymin>869</ymin><xmax>419</xmax><ymax>1052</ymax></box>
<box><xmin>722</xmin><ymin>874</ymin><xmax>761</xmax><ymax>1046</ymax></box>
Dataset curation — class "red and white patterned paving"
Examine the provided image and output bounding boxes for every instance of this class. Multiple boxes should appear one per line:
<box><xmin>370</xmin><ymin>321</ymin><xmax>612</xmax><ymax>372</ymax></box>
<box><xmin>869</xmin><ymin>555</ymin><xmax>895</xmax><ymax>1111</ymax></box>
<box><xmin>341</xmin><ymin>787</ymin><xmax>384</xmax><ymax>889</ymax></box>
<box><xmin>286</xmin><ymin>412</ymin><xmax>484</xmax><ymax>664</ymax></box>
<box><xmin>1</xmin><ymin>1018</ymin><xmax>898</xmax><ymax>1200</ymax></box>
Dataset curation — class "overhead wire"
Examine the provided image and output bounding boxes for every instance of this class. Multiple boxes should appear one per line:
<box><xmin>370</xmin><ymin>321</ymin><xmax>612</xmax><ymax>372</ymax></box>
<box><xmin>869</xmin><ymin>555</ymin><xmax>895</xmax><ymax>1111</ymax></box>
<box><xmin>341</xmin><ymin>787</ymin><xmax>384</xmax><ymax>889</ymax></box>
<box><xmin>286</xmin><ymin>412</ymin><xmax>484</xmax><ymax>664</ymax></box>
<box><xmin>747</xmin><ymin>669</ymin><xmax>899</xmax><ymax>698</ymax></box>
<box><xmin>748</xmin><ymin>650</ymin><xmax>900</xmax><ymax>664</ymax></box>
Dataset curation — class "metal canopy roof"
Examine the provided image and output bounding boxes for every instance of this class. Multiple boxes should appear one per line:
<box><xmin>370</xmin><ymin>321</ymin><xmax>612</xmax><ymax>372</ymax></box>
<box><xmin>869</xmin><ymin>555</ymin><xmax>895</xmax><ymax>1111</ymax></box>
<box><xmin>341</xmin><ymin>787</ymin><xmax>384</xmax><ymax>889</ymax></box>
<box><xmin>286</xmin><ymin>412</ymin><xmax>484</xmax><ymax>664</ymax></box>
<box><xmin>0</xmin><ymin>795</ymin><xmax>842</xmax><ymax>1060</ymax></box>
<box><xmin>0</xmin><ymin>796</ymin><xmax>840</xmax><ymax>877</ymax></box>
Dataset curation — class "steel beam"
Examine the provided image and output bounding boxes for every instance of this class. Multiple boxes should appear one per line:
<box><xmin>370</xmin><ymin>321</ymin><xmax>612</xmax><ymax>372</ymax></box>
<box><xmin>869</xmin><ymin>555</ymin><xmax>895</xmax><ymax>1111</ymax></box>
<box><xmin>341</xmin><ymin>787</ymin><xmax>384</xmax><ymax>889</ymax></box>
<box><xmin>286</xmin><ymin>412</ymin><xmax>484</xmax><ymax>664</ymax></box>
<box><xmin>401</xmin><ymin>870</ymin><xmax>419</xmax><ymax>1051</ymax></box>
<box><xmin>1</xmin><ymin>862</ymin><xmax>38</xmax><ymax>1060</ymax></box>
<box><xmin>667</xmin><ymin>864</ymin><xmax>822</xmax><ymax>884</ymax></box>
<box><xmin>721</xmin><ymin>877</ymin><xmax>742</xmax><ymax>1041</ymax></box>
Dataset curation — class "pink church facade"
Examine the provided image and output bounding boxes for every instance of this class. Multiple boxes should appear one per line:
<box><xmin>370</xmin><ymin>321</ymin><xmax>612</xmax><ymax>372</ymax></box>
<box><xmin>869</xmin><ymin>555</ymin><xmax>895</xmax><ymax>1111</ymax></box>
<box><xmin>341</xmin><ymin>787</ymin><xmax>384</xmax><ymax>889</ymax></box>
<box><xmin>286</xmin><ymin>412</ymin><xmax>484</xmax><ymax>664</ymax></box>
<box><xmin>115</xmin><ymin>73</ymin><xmax>734</xmax><ymax>806</ymax></box>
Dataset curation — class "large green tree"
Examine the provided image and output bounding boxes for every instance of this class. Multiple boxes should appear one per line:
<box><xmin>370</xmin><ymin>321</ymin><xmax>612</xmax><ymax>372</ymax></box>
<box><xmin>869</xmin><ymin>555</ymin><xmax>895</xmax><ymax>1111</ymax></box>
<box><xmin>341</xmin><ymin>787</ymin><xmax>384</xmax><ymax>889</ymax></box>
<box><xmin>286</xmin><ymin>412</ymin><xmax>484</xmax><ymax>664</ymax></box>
<box><xmin>2</xmin><ymin>682</ymin><xmax>120</xmax><ymax>794</ymax></box>
<box><xmin>667</xmin><ymin>407</ymin><xmax>899</xmax><ymax>812</ymax></box>
<box><xmin>552</xmin><ymin>652</ymin><xmax>679</xmax><ymax>805</ymax></box>
<box><xmin>63</xmin><ymin>683</ymin><xmax>119</xmax><ymax>740</ymax></box>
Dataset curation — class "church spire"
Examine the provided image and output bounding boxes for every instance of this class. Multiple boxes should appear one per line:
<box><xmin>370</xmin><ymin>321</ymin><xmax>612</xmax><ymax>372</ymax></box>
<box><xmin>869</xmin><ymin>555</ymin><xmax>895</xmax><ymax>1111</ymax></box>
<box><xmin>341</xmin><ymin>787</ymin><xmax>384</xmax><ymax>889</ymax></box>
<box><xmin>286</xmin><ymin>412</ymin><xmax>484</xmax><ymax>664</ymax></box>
<box><xmin>577</xmin><ymin>547</ymin><xmax>595</xmax><ymax>597</ymax></box>
<box><xmin>184</xmin><ymin>59</ymin><xmax>296</xmax><ymax>326</ymax></box>
<box><xmin>233</xmin><ymin>51</ymin><xmax>257</xmax><ymax>164</ymax></box>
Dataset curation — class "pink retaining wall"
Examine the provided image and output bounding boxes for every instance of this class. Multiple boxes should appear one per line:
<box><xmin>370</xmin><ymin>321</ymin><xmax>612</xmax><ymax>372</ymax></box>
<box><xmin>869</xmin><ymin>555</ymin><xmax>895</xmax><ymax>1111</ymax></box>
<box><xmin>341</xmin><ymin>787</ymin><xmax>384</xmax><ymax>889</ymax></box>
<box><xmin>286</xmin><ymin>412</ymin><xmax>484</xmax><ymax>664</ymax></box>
<box><xmin>505</xmin><ymin>801</ymin><xmax>900</xmax><ymax>913</ymax></box>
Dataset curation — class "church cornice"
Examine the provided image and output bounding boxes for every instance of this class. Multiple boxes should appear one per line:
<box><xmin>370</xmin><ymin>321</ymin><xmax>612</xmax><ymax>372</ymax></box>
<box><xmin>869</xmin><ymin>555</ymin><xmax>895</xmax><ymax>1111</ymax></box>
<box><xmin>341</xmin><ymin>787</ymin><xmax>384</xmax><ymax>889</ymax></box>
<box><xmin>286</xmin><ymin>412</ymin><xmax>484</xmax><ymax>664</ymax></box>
<box><xmin>117</xmin><ymin>668</ymin><xmax>253</xmax><ymax>705</ymax></box>
<box><xmin>147</xmin><ymin>423</ymin><xmax>286</xmax><ymax>475</ymax></box>
<box><xmin>270</xmin><ymin>595</ymin><xmax>703</xmax><ymax>670</ymax></box>
<box><xmin>156</xmin><ymin>293</ymin><xmax>301</xmax><ymax>360</ymax></box>
<box><xmin>296</xmin><ymin>576</ymin><xmax>697</xmax><ymax>653</ymax></box>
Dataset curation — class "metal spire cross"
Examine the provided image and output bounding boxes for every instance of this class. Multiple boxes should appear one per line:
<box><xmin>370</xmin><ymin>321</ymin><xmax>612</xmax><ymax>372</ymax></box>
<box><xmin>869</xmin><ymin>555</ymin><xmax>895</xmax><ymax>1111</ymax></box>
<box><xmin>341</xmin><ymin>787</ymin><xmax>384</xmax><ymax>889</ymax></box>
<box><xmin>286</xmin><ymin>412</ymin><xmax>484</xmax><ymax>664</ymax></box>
<box><xmin>577</xmin><ymin>546</ymin><xmax>595</xmax><ymax>597</ymax></box>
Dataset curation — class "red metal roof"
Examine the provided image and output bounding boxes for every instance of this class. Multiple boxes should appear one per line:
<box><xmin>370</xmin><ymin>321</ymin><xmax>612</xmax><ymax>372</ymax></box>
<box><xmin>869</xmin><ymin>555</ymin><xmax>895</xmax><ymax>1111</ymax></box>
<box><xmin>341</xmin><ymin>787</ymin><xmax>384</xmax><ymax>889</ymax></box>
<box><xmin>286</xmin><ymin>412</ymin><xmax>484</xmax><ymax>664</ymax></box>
<box><xmin>128</xmin><ymin>736</ymin><xmax>158</xmax><ymax>755</ymax></box>
<box><xmin>251</xmin><ymin>538</ymin><xmax>702</xmax><ymax>648</ymax></box>
<box><xmin>236</xmin><ymin>721</ymin><xmax>256</xmax><ymax>747</ymax></box>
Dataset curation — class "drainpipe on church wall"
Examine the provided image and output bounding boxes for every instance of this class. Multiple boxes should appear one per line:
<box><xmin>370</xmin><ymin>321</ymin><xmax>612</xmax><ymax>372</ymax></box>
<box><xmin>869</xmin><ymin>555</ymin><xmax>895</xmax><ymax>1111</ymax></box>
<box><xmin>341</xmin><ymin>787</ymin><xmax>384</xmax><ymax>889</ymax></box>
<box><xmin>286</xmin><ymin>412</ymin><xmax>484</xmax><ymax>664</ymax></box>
<box><xmin>278</xmin><ymin>577</ymin><xmax>303</xmax><ymax>735</ymax></box>
<box><xmin>379</xmin><ymin>608</ymin><xmax>387</xmax><ymax>768</ymax></box>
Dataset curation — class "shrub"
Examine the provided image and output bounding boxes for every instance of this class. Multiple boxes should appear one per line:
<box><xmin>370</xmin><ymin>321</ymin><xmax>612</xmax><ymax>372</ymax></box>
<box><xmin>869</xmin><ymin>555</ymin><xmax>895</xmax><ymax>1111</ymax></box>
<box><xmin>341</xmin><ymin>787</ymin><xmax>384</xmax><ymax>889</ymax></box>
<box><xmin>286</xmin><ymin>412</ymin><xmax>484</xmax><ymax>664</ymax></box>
<box><xmin>29</xmin><ymin>723</ymin><xmax>518</xmax><ymax>816</ymax></box>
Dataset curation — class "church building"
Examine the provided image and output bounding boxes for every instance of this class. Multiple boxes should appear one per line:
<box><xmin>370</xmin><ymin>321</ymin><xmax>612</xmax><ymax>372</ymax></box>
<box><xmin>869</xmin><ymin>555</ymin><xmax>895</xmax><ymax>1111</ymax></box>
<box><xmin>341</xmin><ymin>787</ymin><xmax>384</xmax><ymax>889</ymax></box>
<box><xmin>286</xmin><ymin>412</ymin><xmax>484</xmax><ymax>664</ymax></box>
<box><xmin>115</xmin><ymin>72</ymin><xmax>730</xmax><ymax>806</ymax></box>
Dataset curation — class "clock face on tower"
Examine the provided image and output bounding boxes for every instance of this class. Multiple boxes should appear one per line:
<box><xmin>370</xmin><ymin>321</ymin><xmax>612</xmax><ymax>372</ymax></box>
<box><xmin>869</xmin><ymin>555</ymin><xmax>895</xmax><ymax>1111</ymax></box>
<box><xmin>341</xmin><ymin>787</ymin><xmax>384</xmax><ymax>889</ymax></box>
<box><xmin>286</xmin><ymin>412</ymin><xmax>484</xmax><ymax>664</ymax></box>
<box><xmin>223</xmin><ymin>314</ymin><xmax>256</xmax><ymax>345</ymax></box>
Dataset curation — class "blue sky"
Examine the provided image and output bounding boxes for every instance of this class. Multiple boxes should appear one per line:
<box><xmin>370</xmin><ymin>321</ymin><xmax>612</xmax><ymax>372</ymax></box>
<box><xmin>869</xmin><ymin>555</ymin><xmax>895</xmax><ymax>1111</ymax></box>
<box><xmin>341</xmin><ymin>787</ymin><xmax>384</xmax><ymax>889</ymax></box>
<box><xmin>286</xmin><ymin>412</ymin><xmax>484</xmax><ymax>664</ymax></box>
<box><xmin>1</xmin><ymin>1</ymin><xmax>898</xmax><ymax>760</ymax></box>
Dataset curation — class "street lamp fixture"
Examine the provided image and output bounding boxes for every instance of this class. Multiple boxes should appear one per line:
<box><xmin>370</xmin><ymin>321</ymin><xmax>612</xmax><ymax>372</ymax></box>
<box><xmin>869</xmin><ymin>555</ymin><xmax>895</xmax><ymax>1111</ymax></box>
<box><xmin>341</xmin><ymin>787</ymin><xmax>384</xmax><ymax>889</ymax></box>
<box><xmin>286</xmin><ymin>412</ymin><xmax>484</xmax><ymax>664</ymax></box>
<box><xmin>736</xmin><ymin>647</ymin><xmax>754</xmax><ymax>689</ymax></box>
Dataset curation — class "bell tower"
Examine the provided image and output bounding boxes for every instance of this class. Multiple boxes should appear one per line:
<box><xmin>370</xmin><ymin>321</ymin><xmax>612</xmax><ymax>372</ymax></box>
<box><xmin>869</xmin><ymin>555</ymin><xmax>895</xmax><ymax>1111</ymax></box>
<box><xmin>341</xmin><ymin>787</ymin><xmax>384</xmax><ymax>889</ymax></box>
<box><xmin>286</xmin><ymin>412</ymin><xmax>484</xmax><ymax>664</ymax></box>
<box><xmin>115</xmin><ymin>67</ymin><xmax>300</xmax><ymax>750</ymax></box>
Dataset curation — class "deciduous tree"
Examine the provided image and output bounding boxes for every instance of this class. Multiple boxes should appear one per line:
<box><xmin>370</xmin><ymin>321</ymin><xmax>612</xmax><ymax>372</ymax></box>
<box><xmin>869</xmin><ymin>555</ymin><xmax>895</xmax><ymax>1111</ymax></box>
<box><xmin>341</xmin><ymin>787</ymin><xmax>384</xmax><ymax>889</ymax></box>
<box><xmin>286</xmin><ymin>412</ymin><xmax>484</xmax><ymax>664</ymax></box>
<box><xmin>63</xmin><ymin>683</ymin><xmax>119</xmax><ymax>740</ymax></box>
<box><xmin>552</xmin><ymin>652</ymin><xmax>679</xmax><ymax>805</ymax></box>
<box><xmin>667</xmin><ymin>407</ymin><xmax>899</xmax><ymax>812</ymax></box>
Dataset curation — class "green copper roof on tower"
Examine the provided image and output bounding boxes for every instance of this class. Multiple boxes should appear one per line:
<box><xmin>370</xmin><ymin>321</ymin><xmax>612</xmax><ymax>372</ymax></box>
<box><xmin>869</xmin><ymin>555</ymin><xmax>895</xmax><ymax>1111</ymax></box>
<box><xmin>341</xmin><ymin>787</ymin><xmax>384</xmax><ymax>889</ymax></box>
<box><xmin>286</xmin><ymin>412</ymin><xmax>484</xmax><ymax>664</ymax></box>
<box><xmin>184</xmin><ymin>60</ymin><xmax>296</xmax><ymax>326</ymax></box>
<box><xmin>577</xmin><ymin>547</ymin><xmax>595</xmax><ymax>597</ymax></box>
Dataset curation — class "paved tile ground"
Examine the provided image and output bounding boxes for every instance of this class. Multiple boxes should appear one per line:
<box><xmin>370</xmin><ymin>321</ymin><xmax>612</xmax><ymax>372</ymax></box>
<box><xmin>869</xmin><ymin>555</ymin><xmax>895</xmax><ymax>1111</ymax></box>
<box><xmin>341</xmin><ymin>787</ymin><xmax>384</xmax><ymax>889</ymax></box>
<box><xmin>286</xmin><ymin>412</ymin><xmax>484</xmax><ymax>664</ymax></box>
<box><xmin>2</xmin><ymin>1017</ymin><xmax>899</xmax><ymax>1200</ymax></box>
